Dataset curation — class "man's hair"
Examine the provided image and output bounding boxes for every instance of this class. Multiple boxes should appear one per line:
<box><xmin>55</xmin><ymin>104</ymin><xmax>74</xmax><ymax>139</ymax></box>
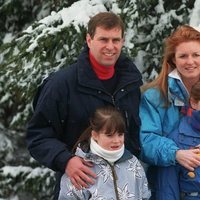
<box><xmin>87</xmin><ymin>12</ymin><xmax>125</xmax><ymax>39</ymax></box>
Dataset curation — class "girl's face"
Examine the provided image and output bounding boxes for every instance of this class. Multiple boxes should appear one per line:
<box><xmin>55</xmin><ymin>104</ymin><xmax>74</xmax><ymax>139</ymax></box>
<box><xmin>174</xmin><ymin>41</ymin><xmax>200</xmax><ymax>84</ymax></box>
<box><xmin>190</xmin><ymin>98</ymin><xmax>200</xmax><ymax>110</ymax></box>
<box><xmin>91</xmin><ymin>130</ymin><xmax>124</xmax><ymax>151</ymax></box>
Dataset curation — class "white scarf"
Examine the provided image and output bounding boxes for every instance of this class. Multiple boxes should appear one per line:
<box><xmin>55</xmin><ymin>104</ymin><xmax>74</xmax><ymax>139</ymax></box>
<box><xmin>90</xmin><ymin>137</ymin><xmax>124</xmax><ymax>164</ymax></box>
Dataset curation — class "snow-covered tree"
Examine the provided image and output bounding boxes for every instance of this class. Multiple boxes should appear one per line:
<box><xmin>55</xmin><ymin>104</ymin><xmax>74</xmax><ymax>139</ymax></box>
<box><xmin>0</xmin><ymin>0</ymin><xmax>199</xmax><ymax>199</ymax></box>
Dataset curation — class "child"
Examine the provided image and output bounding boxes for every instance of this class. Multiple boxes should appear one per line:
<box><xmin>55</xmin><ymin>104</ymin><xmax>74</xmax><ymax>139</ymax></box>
<box><xmin>156</xmin><ymin>81</ymin><xmax>200</xmax><ymax>200</ymax></box>
<box><xmin>58</xmin><ymin>106</ymin><xmax>151</xmax><ymax>200</ymax></box>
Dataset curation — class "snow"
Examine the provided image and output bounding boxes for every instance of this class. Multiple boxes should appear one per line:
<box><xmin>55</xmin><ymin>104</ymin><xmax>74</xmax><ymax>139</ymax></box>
<box><xmin>3</xmin><ymin>33</ymin><xmax>14</xmax><ymax>43</ymax></box>
<box><xmin>25</xmin><ymin>0</ymin><xmax>108</xmax><ymax>52</ymax></box>
<box><xmin>1</xmin><ymin>1</ymin><xmax>200</xmax><ymax>199</ymax></box>
<box><xmin>189</xmin><ymin>0</ymin><xmax>200</xmax><ymax>27</ymax></box>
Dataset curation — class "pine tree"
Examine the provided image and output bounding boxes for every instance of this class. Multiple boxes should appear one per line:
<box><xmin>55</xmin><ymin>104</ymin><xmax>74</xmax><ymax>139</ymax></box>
<box><xmin>0</xmin><ymin>0</ymin><xmax>196</xmax><ymax>199</ymax></box>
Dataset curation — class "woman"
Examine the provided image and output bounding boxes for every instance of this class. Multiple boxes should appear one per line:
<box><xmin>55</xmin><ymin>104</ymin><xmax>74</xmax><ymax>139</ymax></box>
<box><xmin>156</xmin><ymin>81</ymin><xmax>200</xmax><ymax>200</ymax></box>
<box><xmin>139</xmin><ymin>25</ymin><xmax>200</xmax><ymax>199</ymax></box>
<box><xmin>58</xmin><ymin>106</ymin><xmax>150</xmax><ymax>200</ymax></box>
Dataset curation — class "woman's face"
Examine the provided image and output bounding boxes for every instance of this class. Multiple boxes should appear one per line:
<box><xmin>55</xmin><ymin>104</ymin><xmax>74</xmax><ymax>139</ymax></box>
<box><xmin>174</xmin><ymin>41</ymin><xmax>200</xmax><ymax>83</ymax></box>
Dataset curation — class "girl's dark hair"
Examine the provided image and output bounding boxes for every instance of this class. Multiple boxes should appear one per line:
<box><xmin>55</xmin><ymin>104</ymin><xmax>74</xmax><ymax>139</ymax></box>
<box><xmin>72</xmin><ymin>106</ymin><xmax>126</xmax><ymax>152</ymax></box>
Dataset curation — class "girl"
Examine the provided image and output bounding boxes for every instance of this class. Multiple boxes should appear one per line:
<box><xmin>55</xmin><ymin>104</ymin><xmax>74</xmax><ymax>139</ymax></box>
<box><xmin>58</xmin><ymin>106</ymin><xmax>150</xmax><ymax>200</ymax></box>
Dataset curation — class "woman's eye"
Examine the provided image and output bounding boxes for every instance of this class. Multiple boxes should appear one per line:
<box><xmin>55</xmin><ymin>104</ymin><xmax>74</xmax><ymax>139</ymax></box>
<box><xmin>194</xmin><ymin>53</ymin><xmax>200</xmax><ymax>57</ymax></box>
<box><xmin>179</xmin><ymin>55</ymin><xmax>186</xmax><ymax>58</ymax></box>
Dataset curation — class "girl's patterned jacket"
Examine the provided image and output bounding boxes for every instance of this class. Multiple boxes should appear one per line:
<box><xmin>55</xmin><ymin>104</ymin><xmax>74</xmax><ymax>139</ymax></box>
<box><xmin>58</xmin><ymin>146</ymin><xmax>151</xmax><ymax>200</ymax></box>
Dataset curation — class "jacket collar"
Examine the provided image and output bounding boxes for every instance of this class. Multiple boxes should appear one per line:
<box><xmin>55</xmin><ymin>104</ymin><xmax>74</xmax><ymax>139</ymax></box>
<box><xmin>77</xmin><ymin>44</ymin><xmax>142</xmax><ymax>92</ymax></box>
<box><xmin>75</xmin><ymin>146</ymin><xmax>133</xmax><ymax>165</ymax></box>
<box><xmin>168</xmin><ymin>69</ymin><xmax>189</xmax><ymax>106</ymax></box>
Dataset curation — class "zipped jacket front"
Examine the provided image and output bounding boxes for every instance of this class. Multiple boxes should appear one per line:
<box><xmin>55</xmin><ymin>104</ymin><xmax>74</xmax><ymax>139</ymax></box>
<box><xmin>58</xmin><ymin>147</ymin><xmax>151</xmax><ymax>200</ymax></box>
<box><xmin>156</xmin><ymin>109</ymin><xmax>200</xmax><ymax>200</ymax></box>
<box><xmin>26</xmin><ymin>45</ymin><xmax>143</xmax><ymax>173</ymax></box>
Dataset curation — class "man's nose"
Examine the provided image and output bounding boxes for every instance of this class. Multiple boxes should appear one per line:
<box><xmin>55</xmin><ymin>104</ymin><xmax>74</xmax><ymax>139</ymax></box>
<box><xmin>106</xmin><ymin>40</ymin><xmax>114</xmax><ymax>49</ymax></box>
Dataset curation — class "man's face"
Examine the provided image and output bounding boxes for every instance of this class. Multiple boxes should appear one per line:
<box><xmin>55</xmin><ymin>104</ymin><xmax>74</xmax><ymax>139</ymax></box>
<box><xmin>86</xmin><ymin>26</ymin><xmax>124</xmax><ymax>66</ymax></box>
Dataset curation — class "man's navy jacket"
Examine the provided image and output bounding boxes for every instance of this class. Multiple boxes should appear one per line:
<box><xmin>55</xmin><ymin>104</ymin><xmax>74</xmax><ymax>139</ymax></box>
<box><xmin>26</xmin><ymin>45</ymin><xmax>143</xmax><ymax>196</ymax></box>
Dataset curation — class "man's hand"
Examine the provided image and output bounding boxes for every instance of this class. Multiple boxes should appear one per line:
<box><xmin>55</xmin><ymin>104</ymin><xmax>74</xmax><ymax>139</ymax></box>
<box><xmin>176</xmin><ymin>148</ymin><xmax>200</xmax><ymax>171</ymax></box>
<box><xmin>65</xmin><ymin>156</ymin><xmax>96</xmax><ymax>189</ymax></box>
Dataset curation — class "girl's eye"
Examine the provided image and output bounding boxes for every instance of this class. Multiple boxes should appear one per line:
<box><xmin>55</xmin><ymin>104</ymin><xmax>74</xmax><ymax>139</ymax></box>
<box><xmin>106</xmin><ymin>134</ymin><xmax>113</xmax><ymax>137</ymax></box>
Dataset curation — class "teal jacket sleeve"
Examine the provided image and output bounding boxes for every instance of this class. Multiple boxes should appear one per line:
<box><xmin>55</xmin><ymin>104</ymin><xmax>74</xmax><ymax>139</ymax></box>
<box><xmin>139</xmin><ymin>88</ymin><xmax>179</xmax><ymax>166</ymax></box>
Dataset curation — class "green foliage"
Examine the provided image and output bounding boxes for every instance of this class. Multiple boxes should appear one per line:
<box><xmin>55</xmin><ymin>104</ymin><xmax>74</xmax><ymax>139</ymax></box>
<box><xmin>0</xmin><ymin>12</ymin><xmax>87</xmax><ymax>128</ymax></box>
<box><xmin>119</xmin><ymin>0</ymin><xmax>195</xmax><ymax>81</ymax></box>
<box><xmin>0</xmin><ymin>0</ymin><xmax>197</xmax><ymax>199</ymax></box>
<box><xmin>0</xmin><ymin>0</ymin><xmax>195</xmax><ymax>128</ymax></box>
<box><xmin>0</xmin><ymin>165</ymin><xmax>55</xmax><ymax>199</ymax></box>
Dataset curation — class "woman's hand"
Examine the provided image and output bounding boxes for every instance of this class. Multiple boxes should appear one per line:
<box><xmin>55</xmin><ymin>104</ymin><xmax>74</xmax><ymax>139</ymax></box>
<box><xmin>176</xmin><ymin>149</ymin><xmax>200</xmax><ymax>171</ymax></box>
<box><xmin>65</xmin><ymin>156</ymin><xmax>96</xmax><ymax>189</ymax></box>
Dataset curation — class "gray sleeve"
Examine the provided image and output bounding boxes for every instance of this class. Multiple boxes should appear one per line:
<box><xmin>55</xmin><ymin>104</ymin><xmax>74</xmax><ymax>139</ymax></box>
<box><xmin>58</xmin><ymin>174</ymin><xmax>91</xmax><ymax>200</ymax></box>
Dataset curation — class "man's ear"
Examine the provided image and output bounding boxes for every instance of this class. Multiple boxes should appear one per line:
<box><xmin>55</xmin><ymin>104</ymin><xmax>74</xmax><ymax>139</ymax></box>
<box><xmin>122</xmin><ymin>37</ymin><xmax>125</xmax><ymax>44</ymax></box>
<box><xmin>86</xmin><ymin>33</ymin><xmax>91</xmax><ymax>48</ymax></box>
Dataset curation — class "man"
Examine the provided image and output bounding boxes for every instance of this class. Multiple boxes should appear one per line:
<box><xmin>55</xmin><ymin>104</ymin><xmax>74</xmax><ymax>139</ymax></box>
<box><xmin>26</xmin><ymin>12</ymin><xmax>142</xmax><ymax>199</ymax></box>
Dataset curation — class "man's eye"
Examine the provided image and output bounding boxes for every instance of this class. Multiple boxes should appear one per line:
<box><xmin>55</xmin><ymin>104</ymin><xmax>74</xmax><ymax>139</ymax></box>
<box><xmin>100</xmin><ymin>38</ymin><xmax>107</xmax><ymax>42</ymax></box>
<box><xmin>113</xmin><ymin>39</ymin><xmax>120</xmax><ymax>43</ymax></box>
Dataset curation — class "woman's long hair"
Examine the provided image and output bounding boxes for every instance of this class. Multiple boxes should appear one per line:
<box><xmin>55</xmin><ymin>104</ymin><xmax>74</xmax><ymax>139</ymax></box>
<box><xmin>142</xmin><ymin>25</ymin><xmax>200</xmax><ymax>104</ymax></box>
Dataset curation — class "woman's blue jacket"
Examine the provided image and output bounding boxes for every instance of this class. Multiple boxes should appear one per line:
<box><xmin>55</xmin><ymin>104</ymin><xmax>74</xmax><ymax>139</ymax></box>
<box><xmin>139</xmin><ymin>69</ymin><xmax>189</xmax><ymax>166</ymax></box>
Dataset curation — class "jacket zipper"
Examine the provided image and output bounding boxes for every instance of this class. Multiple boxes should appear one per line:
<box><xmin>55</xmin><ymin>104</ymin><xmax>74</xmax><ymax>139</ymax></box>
<box><xmin>111</xmin><ymin>95</ymin><xmax>116</xmax><ymax>106</ymax></box>
<box><xmin>107</xmin><ymin>162</ymin><xmax>120</xmax><ymax>200</ymax></box>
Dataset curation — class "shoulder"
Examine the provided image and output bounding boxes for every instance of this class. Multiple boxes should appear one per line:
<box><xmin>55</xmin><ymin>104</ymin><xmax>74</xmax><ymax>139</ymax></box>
<box><xmin>142</xmin><ymin>87</ymin><xmax>160</xmax><ymax>98</ymax></box>
<box><xmin>141</xmin><ymin>87</ymin><xmax>163</xmax><ymax>106</ymax></box>
<box><xmin>52</xmin><ymin>64</ymin><xmax>77</xmax><ymax>80</ymax></box>
<box><xmin>44</xmin><ymin>64</ymin><xmax>78</xmax><ymax>88</ymax></box>
<box><xmin>117</xmin><ymin>53</ymin><xmax>142</xmax><ymax>75</ymax></box>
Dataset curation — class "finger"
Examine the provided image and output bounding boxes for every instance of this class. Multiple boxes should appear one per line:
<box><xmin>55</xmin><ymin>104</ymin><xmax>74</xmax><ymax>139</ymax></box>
<box><xmin>78</xmin><ymin>169</ymin><xmax>95</xmax><ymax>185</ymax></box>
<box><xmin>192</xmin><ymin>158</ymin><xmax>200</xmax><ymax>168</ymax></box>
<box><xmin>184</xmin><ymin>164</ymin><xmax>194</xmax><ymax>171</ymax></box>
<box><xmin>70</xmin><ymin>177</ymin><xmax>82</xmax><ymax>190</ymax></box>
<box><xmin>74</xmin><ymin>176</ymin><xmax>89</xmax><ymax>188</ymax></box>
<box><xmin>82</xmin><ymin>165</ymin><xmax>97</xmax><ymax>179</ymax></box>
<box><xmin>192</xmin><ymin>148</ymin><xmax>200</xmax><ymax>153</ymax></box>
<box><xmin>82</xmin><ymin>160</ymin><xmax>93</xmax><ymax>167</ymax></box>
